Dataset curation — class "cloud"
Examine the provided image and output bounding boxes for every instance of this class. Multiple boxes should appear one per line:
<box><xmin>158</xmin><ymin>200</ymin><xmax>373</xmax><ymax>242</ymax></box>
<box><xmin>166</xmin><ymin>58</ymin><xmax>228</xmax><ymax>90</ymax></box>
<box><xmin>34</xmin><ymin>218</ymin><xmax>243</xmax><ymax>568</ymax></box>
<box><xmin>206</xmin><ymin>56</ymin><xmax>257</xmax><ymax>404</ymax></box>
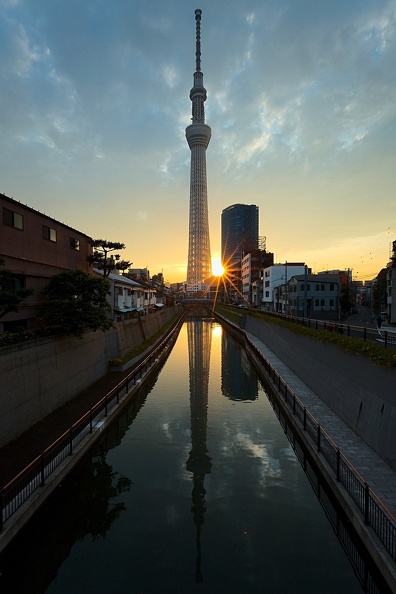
<box><xmin>1</xmin><ymin>0</ymin><xmax>395</xmax><ymax>282</ymax></box>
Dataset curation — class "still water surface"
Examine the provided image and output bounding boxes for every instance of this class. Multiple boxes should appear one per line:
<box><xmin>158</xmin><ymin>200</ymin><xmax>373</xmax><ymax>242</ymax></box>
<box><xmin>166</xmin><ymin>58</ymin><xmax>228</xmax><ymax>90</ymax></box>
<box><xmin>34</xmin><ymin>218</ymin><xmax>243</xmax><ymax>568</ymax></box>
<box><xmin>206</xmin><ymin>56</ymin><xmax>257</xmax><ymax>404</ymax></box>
<box><xmin>0</xmin><ymin>320</ymin><xmax>386</xmax><ymax>593</ymax></box>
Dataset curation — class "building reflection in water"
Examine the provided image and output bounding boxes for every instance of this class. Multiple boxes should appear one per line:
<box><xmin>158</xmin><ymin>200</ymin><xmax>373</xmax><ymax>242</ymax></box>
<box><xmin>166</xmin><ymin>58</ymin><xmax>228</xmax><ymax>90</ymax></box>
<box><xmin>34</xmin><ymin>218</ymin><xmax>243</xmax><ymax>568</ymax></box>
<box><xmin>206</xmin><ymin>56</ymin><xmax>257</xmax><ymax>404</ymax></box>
<box><xmin>185</xmin><ymin>318</ymin><xmax>213</xmax><ymax>583</ymax></box>
<box><xmin>221</xmin><ymin>331</ymin><xmax>258</xmax><ymax>401</ymax></box>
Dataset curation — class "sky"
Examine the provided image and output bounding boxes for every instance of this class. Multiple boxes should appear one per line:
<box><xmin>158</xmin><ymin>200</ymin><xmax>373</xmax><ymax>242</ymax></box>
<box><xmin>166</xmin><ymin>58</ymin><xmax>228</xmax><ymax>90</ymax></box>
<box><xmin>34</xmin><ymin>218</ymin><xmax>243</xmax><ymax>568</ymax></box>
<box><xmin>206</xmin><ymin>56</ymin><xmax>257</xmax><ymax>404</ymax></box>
<box><xmin>1</xmin><ymin>0</ymin><xmax>395</xmax><ymax>284</ymax></box>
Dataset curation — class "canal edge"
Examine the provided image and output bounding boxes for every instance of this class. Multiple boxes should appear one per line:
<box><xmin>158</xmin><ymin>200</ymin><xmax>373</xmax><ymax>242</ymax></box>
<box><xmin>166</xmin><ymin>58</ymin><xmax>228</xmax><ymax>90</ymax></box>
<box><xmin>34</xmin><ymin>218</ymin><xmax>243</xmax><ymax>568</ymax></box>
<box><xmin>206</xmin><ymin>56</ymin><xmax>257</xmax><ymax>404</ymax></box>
<box><xmin>214</xmin><ymin>312</ymin><xmax>396</xmax><ymax>593</ymax></box>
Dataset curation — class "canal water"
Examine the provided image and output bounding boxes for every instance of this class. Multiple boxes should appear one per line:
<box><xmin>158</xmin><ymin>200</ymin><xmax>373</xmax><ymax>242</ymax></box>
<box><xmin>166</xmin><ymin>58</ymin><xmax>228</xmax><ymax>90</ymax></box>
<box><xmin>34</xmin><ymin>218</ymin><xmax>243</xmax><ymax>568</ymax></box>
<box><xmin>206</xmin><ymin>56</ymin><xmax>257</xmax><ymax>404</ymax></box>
<box><xmin>0</xmin><ymin>319</ymin><xmax>389</xmax><ymax>593</ymax></box>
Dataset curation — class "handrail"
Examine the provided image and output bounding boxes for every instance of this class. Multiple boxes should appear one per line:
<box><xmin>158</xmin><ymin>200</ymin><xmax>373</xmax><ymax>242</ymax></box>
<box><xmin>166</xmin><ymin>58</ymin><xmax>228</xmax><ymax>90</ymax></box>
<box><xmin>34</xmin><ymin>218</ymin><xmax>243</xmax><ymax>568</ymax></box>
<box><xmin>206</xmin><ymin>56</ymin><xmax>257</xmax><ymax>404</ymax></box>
<box><xmin>215</xmin><ymin>311</ymin><xmax>396</xmax><ymax>563</ymax></box>
<box><xmin>224</xmin><ymin>305</ymin><xmax>396</xmax><ymax>349</ymax></box>
<box><xmin>0</xmin><ymin>312</ymin><xmax>185</xmax><ymax>531</ymax></box>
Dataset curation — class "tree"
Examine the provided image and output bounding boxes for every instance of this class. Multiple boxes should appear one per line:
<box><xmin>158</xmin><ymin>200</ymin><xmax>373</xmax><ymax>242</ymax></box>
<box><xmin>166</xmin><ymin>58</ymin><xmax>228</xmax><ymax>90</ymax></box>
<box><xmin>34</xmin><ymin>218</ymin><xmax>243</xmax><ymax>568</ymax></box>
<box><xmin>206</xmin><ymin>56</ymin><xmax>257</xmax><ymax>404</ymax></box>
<box><xmin>88</xmin><ymin>239</ymin><xmax>131</xmax><ymax>277</ymax></box>
<box><xmin>340</xmin><ymin>283</ymin><xmax>354</xmax><ymax>317</ymax></box>
<box><xmin>40</xmin><ymin>269</ymin><xmax>113</xmax><ymax>338</ymax></box>
<box><xmin>373</xmin><ymin>268</ymin><xmax>387</xmax><ymax>314</ymax></box>
<box><xmin>0</xmin><ymin>258</ymin><xmax>34</xmax><ymax>319</ymax></box>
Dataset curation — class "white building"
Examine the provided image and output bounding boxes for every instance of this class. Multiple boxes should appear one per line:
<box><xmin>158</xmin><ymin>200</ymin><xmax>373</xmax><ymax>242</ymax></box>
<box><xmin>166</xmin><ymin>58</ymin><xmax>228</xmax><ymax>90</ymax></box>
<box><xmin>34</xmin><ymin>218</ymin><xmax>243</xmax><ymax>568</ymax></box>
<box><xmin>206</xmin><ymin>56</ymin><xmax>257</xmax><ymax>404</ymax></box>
<box><xmin>94</xmin><ymin>269</ymin><xmax>156</xmax><ymax>319</ymax></box>
<box><xmin>260</xmin><ymin>263</ymin><xmax>307</xmax><ymax>311</ymax></box>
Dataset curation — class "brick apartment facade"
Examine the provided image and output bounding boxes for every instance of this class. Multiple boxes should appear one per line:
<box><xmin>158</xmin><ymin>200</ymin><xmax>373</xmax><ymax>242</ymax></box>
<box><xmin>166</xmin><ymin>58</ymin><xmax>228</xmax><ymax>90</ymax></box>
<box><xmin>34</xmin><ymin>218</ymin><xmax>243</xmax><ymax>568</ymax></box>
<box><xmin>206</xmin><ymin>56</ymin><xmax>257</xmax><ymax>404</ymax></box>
<box><xmin>1</xmin><ymin>193</ymin><xmax>93</xmax><ymax>332</ymax></box>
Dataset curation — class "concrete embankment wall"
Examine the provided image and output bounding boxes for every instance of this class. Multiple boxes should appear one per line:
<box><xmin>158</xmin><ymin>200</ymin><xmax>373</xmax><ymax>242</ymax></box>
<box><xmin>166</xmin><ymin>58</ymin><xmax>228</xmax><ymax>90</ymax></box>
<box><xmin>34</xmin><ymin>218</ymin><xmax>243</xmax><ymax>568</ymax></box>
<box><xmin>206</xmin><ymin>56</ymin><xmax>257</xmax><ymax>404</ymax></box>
<box><xmin>242</xmin><ymin>316</ymin><xmax>396</xmax><ymax>471</ymax></box>
<box><xmin>0</xmin><ymin>306</ymin><xmax>180</xmax><ymax>447</ymax></box>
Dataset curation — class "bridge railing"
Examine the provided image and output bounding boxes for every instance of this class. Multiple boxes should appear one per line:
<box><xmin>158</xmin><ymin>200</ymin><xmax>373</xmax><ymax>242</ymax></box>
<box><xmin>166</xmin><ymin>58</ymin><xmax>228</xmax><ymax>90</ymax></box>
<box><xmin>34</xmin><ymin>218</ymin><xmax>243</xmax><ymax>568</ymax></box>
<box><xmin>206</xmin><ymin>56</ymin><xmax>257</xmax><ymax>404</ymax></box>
<box><xmin>216</xmin><ymin>311</ymin><xmax>396</xmax><ymax>564</ymax></box>
<box><xmin>0</xmin><ymin>313</ymin><xmax>185</xmax><ymax>532</ymax></box>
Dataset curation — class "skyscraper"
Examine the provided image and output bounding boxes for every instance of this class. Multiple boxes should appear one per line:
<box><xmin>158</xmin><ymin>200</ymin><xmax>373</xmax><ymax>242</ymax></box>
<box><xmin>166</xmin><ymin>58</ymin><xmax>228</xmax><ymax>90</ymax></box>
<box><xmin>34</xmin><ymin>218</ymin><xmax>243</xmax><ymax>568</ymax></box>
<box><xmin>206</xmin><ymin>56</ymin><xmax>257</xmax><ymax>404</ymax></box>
<box><xmin>221</xmin><ymin>204</ymin><xmax>259</xmax><ymax>300</ymax></box>
<box><xmin>221</xmin><ymin>204</ymin><xmax>259</xmax><ymax>271</ymax></box>
<box><xmin>186</xmin><ymin>9</ymin><xmax>212</xmax><ymax>292</ymax></box>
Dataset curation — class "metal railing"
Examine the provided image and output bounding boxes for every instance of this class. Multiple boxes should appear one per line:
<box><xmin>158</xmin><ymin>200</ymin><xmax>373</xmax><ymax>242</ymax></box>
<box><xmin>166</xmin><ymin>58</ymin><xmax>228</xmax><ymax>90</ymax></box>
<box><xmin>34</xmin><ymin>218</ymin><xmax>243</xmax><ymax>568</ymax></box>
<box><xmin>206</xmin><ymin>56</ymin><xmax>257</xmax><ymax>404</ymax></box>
<box><xmin>215</xmin><ymin>311</ymin><xmax>396</xmax><ymax>564</ymax></box>
<box><xmin>262</xmin><ymin>310</ymin><xmax>396</xmax><ymax>348</ymax></box>
<box><xmin>0</xmin><ymin>313</ymin><xmax>185</xmax><ymax>532</ymax></box>
<box><xmin>247</xmin><ymin>337</ymin><xmax>396</xmax><ymax>563</ymax></box>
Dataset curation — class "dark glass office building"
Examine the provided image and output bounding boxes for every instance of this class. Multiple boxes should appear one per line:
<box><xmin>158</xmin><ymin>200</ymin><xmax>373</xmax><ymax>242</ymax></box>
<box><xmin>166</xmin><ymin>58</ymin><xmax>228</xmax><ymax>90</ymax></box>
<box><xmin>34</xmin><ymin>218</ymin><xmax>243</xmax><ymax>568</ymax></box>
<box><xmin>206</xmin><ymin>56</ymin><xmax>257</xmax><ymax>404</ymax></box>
<box><xmin>221</xmin><ymin>203</ymin><xmax>259</xmax><ymax>300</ymax></box>
<box><xmin>221</xmin><ymin>204</ymin><xmax>259</xmax><ymax>270</ymax></box>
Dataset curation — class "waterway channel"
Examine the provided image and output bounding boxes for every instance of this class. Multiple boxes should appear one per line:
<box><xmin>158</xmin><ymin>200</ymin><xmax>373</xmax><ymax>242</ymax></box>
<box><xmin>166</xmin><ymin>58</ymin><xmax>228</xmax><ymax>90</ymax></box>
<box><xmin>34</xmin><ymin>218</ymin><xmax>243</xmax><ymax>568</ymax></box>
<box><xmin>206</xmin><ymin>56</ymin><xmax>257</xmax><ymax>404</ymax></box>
<box><xmin>0</xmin><ymin>318</ymin><xmax>390</xmax><ymax>593</ymax></box>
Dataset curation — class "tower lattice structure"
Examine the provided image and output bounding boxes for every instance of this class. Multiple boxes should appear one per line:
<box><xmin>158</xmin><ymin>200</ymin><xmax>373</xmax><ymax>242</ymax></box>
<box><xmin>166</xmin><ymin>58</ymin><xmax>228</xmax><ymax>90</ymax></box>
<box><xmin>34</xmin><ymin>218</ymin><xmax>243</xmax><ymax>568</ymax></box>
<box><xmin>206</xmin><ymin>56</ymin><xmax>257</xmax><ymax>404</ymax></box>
<box><xmin>186</xmin><ymin>9</ymin><xmax>211</xmax><ymax>290</ymax></box>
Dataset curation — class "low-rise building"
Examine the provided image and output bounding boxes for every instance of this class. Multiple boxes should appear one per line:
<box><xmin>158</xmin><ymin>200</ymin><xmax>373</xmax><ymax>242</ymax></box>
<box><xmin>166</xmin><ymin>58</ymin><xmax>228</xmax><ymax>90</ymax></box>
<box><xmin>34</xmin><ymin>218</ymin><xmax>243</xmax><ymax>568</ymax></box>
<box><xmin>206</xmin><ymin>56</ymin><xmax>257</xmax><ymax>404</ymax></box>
<box><xmin>94</xmin><ymin>269</ymin><xmax>157</xmax><ymax>320</ymax></box>
<box><xmin>285</xmin><ymin>273</ymin><xmax>341</xmax><ymax>319</ymax></box>
<box><xmin>1</xmin><ymin>193</ymin><xmax>92</xmax><ymax>332</ymax></box>
<box><xmin>260</xmin><ymin>263</ymin><xmax>307</xmax><ymax>311</ymax></box>
<box><xmin>386</xmin><ymin>240</ymin><xmax>396</xmax><ymax>323</ymax></box>
<box><xmin>241</xmin><ymin>249</ymin><xmax>274</xmax><ymax>305</ymax></box>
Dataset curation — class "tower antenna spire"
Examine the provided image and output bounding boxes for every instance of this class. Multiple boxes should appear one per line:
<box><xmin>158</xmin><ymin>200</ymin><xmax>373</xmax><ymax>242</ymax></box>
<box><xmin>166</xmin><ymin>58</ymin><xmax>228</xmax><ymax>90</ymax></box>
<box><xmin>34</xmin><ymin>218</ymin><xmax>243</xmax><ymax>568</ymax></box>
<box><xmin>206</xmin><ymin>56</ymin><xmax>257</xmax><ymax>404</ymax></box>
<box><xmin>195</xmin><ymin>8</ymin><xmax>202</xmax><ymax>72</ymax></box>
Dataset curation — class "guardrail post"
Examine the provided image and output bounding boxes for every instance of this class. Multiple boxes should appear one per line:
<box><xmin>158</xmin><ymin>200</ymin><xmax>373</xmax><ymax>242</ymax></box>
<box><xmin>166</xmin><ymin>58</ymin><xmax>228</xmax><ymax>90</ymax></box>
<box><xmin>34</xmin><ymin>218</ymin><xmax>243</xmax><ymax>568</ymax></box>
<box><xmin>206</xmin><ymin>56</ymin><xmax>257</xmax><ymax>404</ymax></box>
<box><xmin>41</xmin><ymin>455</ymin><xmax>45</xmax><ymax>485</ymax></box>
<box><xmin>336</xmin><ymin>449</ymin><xmax>340</xmax><ymax>481</ymax></box>
<box><xmin>364</xmin><ymin>482</ymin><xmax>370</xmax><ymax>525</ymax></box>
<box><xmin>317</xmin><ymin>425</ymin><xmax>321</xmax><ymax>452</ymax></box>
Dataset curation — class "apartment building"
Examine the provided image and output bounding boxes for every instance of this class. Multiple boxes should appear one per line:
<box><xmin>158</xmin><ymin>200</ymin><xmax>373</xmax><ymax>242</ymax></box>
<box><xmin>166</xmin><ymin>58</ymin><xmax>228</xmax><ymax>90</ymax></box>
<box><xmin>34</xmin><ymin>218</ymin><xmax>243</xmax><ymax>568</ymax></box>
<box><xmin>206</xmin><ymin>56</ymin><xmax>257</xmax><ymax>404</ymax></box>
<box><xmin>1</xmin><ymin>193</ymin><xmax>92</xmax><ymax>332</ymax></box>
<box><xmin>260</xmin><ymin>263</ymin><xmax>307</xmax><ymax>311</ymax></box>
<box><xmin>286</xmin><ymin>274</ymin><xmax>341</xmax><ymax>319</ymax></box>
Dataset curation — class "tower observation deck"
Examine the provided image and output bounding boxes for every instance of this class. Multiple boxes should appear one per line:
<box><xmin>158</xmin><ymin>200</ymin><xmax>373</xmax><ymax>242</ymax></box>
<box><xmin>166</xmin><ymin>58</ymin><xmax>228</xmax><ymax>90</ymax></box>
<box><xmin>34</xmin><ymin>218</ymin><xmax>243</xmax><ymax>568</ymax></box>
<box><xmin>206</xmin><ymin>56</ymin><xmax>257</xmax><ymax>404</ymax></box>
<box><xmin>186</xmin><ymin>9</ymin><xmax>212</xmax><ymax>292</ymax></box>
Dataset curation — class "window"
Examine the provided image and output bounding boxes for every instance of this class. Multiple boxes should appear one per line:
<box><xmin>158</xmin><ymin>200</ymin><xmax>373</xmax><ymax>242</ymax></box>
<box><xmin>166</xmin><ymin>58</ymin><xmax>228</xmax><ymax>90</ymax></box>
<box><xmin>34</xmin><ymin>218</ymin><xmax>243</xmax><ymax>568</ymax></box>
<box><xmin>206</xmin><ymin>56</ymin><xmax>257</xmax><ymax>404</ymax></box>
<box><xmin>330</xmin><ymin>283</ymin><xmax>334</xmax><ymax>291</ymax></box>
<box><xmin>12</xmin><ymin>274</ymin><xmax>26</xmax><ymax>291</ymax></box>
<box><xmin>70</xmin><ymin>237</ymin><xmax>80</xmax><ymax>251</ymax></box>
<box><xmin>329</xmin><ymin>299</ymin><xmax>334</xmax><ymax>307</ymax></box>
<box><xmin>3</xmin><ymin>207</ymin><xmax>23</xmax><ymax>230</ymax></box>
<box><xmin>321</xmin><ymin>284</ymin><xmax>325</xmax><ymax>291</ymax></box>
<box><xmin>307</xmin><ymin>284</ymin><xmax>310</xmax><ymax>291</ymax></box>
<box><xmin>315</xmin><ymin>299</ymin><xmax>319</xmax><ymax>306</ymax></box>
<box><xmin>265</xmin><ymin>291</ymin><xmax>269</xmax><ymax>298</ymax></box>
<box><xmin>265</xmin><ymin>280</ymin><xmax>269</xmax><ymax>287</ymax></box>
<box><xmin>300</xmin><ymin>284</ymin><xmax>305</xmax><ymax>292</ymax></box>
<box><xmin>43</xmin><ymin>225</ymin><xmax>57</xmax><ymax>242</ymax></box>
<box><xmin>315</xmin><ymin>284</ymin><xmax>319</xmax><ymax>291</ymax></box>
<box><xmin>321</xmin><ymin>299</ymin><xmax>325</xmax><ymax>306</ymax></box>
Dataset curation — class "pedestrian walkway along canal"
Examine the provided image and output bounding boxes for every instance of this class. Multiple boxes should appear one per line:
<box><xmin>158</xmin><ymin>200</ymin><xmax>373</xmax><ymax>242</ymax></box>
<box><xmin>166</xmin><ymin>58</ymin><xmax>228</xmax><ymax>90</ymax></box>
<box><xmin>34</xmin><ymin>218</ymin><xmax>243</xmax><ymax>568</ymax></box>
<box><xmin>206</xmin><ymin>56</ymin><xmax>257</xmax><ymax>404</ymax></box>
<box><xmin>0</xmin><ymin>318</ymin><xmax>391</xmax><ymax>593</ymax></box>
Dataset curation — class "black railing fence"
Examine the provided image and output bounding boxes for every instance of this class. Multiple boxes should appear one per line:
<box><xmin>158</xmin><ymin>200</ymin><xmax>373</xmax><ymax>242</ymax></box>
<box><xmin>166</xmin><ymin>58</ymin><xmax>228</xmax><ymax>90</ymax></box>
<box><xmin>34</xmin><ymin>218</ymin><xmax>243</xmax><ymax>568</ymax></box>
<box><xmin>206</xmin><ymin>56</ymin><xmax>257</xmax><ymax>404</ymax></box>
<box><xmin>215</xmin><ymin>310</ymin><xmax>396</xmax><ymax>565</ymax></box>
<box><xmin>262</xmin><ymin>310</ymin><xmax>396</xmax><ymax>348</ymax></box>
<box><xmin>246</xmin><ymin>337</ymin><xmax>396</xmax><ymax>564</ymax></box>
<box><xmin>0</xmin><ymin>314</ymin><xmax>185</xmax><ymax>532</ymax></box>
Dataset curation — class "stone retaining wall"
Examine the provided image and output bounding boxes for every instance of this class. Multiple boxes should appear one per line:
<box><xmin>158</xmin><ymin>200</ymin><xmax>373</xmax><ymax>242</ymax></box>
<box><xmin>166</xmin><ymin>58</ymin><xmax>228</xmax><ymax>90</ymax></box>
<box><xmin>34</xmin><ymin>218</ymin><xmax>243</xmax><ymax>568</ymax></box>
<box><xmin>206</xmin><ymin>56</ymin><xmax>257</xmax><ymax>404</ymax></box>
<box><xmin>242</xmin><ymin>316</ymin><xmax>396</xmax><ymax>470</ymax></box>
<box><xmin>0</xmin><ymin>306</ymin><xmax>180</xmax><ymax>447</ymax></box>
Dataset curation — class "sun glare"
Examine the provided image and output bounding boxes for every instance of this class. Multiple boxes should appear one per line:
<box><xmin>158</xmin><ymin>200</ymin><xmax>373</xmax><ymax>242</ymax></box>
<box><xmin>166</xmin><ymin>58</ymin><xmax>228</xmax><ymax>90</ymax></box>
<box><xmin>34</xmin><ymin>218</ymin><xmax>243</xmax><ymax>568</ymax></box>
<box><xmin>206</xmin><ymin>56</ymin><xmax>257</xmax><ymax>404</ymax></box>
<box><xmin>212</xmin><ymin>258</ymin><xmax>224</xmax><ymax>277</ymax></box>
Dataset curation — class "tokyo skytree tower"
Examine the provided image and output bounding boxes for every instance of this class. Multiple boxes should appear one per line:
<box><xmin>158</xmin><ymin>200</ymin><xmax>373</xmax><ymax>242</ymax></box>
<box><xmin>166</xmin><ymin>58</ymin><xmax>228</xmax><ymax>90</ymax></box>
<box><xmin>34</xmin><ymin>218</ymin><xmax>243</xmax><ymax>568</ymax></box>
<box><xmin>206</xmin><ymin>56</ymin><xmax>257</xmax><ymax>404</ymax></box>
<box><xmin>186</xmin><ymin>9</ymin><xmax>212</xmax><ymax>290</ymax></box>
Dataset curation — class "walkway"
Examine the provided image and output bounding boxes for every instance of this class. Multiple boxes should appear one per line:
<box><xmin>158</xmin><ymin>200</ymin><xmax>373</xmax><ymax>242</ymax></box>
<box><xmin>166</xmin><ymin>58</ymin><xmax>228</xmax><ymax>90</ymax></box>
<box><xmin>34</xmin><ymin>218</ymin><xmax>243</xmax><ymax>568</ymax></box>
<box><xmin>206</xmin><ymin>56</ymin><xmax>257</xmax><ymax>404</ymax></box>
<box><xmin>246</xmin><ymin>331</ymin><xmax>396</xmax><ymax>519</ymax></box>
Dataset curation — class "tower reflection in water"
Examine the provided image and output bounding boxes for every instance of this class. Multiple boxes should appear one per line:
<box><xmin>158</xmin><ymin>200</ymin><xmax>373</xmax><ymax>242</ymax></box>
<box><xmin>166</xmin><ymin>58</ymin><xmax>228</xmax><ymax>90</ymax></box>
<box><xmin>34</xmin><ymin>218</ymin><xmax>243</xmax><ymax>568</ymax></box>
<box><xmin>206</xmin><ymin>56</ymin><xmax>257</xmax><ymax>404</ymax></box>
<box><xmin>221</xmin><ymin>331</ymin><xmax>258</xmax><ymax>402</ymax></box>
<box><xmin>185</xmin><ymin>318</ymin><xmax>212</xmax><ymax>583</ymax></box>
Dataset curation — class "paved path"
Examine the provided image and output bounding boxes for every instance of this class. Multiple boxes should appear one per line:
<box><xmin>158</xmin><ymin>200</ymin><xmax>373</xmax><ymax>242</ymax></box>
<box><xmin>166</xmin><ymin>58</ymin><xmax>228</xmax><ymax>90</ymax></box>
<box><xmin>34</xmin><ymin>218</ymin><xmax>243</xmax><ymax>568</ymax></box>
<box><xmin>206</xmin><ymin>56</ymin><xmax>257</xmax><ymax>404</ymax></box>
<box><xmin>246</xmin><ymin>330</ymin><xmax>396</xmax><ymax>519</ymax></box>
